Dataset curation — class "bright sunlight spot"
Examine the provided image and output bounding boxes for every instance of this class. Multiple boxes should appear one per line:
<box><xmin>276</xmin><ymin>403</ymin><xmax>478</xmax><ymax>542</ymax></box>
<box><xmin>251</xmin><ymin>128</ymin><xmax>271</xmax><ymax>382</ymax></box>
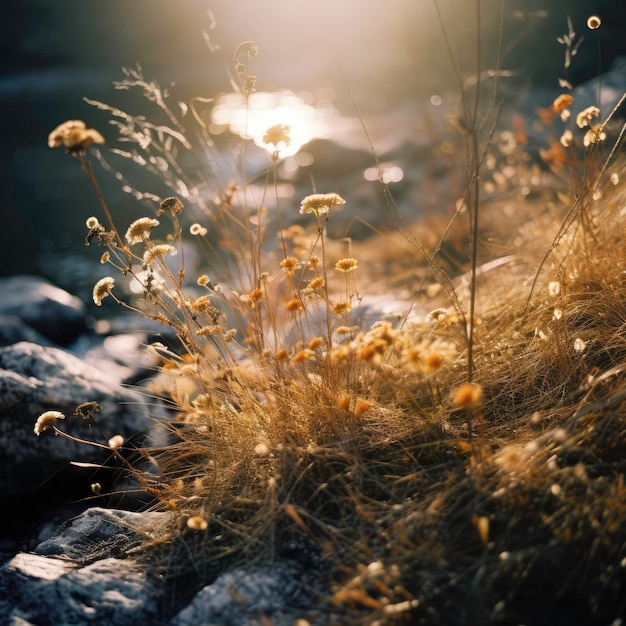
<box><xmin>210</xmin><ymin>90</ymin><xmax>338</xmax><ymax>156</ymax></box>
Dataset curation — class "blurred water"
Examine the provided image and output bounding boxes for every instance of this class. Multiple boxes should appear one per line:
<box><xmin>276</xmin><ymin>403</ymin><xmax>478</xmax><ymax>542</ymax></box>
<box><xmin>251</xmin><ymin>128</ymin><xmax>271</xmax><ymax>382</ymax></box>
<box><xmin>1</xmin><ymin>0</ymin><xmax>622</xmax><ymax>278</ymax></box>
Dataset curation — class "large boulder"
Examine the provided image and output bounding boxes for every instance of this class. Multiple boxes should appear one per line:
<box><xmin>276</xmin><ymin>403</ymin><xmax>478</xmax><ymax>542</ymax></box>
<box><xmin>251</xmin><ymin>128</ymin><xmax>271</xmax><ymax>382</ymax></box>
<box><xmin>0</xmin><ymin>276</ymin><xmax>86</xmax><ymax>345</ymax></box>
<box><xmin>0</xmin><ymin>508</ymin><xmax>170</xmax><ymax>626</ymax></box>
<box><xmin>0</xmin><ymin>341</ymin><xmax>159</xmax><ymax>502</ymax></box>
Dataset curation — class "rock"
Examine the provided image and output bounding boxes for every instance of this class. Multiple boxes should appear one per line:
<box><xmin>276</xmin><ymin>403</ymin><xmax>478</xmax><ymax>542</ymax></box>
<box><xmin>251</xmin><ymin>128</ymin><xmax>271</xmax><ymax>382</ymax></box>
<box><xmin>0</xmin><ymin>275</ymin><xmax>86</xmax><ymax>345</ymax></box>
<box><xmin>0</xmin><ymin>315</ymin><xmax>54</xmax><ymax>348</ymax></box>
<box><xmin>0</xmin><ymin>507</ymin><xmax>171</xmax><ymax>626</ymax></box>
<box><xmin>169</xmin><ymin>562</ymin><xmax>304</xmax><ymax>626</ymax></box>
<box><xmin>0</xmin><ymin>341</ymin><xmax>159</xmax><ymax>502</ymax></box>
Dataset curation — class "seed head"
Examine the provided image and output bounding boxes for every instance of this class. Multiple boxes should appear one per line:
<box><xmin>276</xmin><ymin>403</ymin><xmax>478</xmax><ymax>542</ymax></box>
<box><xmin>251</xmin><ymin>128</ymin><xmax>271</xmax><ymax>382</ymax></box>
<box><xmin>108</xmin><ymin>435</ymin><xmax>125</xmax><ymax>449</ymax></box>
<box><xmin>190</xmin><ymin>223</ymin><xmax>208</xmax><ymax>236</ymax></box>
<box><xmin>552</xmin><ymin>94</ymin><xmax>574</xmax><ymax>112</ymax></box>
<box><xmin>143</xmin><ymin>244</ymin><xmax>175</xmax><ymax>264</ymax></box>
<box><xmin>576</xmin><ymin>106</ymin><xmax>600</xmax><ymax>129</ymax></box>
<box><xmin>587</xmin><ymin>15</ymin><xmax>601</xmax><ymax>30</ymax></box>
<box><xmin>157</xmin><ymin>196</ymin><xmax>184</xmax><ymax>217</ymax></box>
<box><xmin>125</xmin><ymin>218</ymin><xmax>160</xmax><ymax>245</ymax></box>
<box><xmin>93</xmin><ymin>277</ymin><xmax>115</xmax><ymax>306</ymax></box>
<box><xmin>86</xmin><ymin>216</ymin><xmax>101</xmax><ymax>230</ymax></box>
<box><xmin>187</xmin><ymin>515</ymin><xmax>208</xmax><ymax>531</ymax></box>
<box><xmin>34</xmin><ymin>410</ymin><xmax>65</xmax><ymax>435</ymax></box>
<box><xmin>453</xmin><ymin>383</ymin><xmax>483</xmax><ymax>407</ymax></box>
<box><xmin>335</xmin><ymin>258</ymin><xmax>358</xmax><ymax>272</ymax></box>
<box><xmin>583</xmin><ymin>124</ymin><xmax>606</xmax><ymax>147</ymax></box>
<box><xmin>300</xmin><ymin>193</ymin><xmax>345</xmax><ymax>217</ymax></box>
<box><xmin>280</xmin><ymin>257</ymin><xmax>300</xmax><ymax>275</ymax></box>
<box><xmin>48</xmin><ymin>120</ymin><xmax>105</xmax><ymax>153</ymax></box>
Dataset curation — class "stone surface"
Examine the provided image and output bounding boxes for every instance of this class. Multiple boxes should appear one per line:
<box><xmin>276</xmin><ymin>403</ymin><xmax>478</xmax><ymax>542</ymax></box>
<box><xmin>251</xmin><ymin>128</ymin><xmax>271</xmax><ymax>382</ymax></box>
<box><xmin>0</xmin><ymin>315</ymin><xmax>53</xmax><ymax>348</ymax></box>
<box><xmin>0</xmin><ymin>275</ymin><xmax>86</xmax><ymax>345</ymax></box>
<box><xmin>0</xmin><ymin>508</ymin><xmax>171</xmax><ymax>625</ymax></box>
<box><xmin>0</xmin><ymin>341</ymin><xmax>159</xmax><ymax>501</ymax></box>
<box><xmin>169</xmin><ymin>563</ymin><xmax>304</xmax><ymax>626</ymax></box>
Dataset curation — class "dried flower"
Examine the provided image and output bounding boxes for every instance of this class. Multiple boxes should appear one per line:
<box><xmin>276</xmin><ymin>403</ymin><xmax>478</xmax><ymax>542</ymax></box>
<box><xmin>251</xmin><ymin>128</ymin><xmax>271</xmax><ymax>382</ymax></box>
<box><xmin>552</xmin><ymin>94</ymin><xmax>574</xmax><ymax>112</ymax></box>
<box><xmin>548</xmin><ymin>281</ymin><xmax>561</xmax><ymax>297</ymax></box>
<box><xmin>587</xmin><ymin>15</ymin><xmax>601</xmax><ymax>29</ymax></box>
<box><xmin>197</xmin><ymin>275</ymin><xmax>210</xmax><ymax>286</ymax></box>
<box><xmin>48</xmin><ymin>120</ymin><xmax>105</xmax><ymax>153</ymax></box>
<box><xmin>280</xmin><ymin>257</ymin><xmax>300</xmax><ymax>275</ymax></box>
<box><xmin>308</xmin><ymin>337</ymin><xmax>324</xmax><ymax>350</ymax></box>
<box><xmin>574</xmin><ymin>338</ymin><xmax>587</xmax><ymax>353</ymax></box>
<box><xmin>73</xmin><ymin>401</ymin><xmax>103</xmax><ymax>419</ymax></box>
<box><xmin>335</xmin><ymin>258</ymin><xmax>358</xmax><ymax>272</ymax></box>
<box><xmin>354</xmin><ymin>400</ymin><xmax>372</xmax><ymax>417</ymax></box>
<box><xmin>125</xmin><ymin>217</ymin><xmax>160</xmax><ymax>245</ymax></box>
<box><xmin>453</xmin><ymin>383</ymin><xmax>483</xmax><ymax>407</ymax></box>
<box><xmin>34</xmin><ymin>410</ymin><xmax>65</xmax><ymax>435</ymax></box>
<box><xmin>108</xmin><ymin>435</ymin><xmax>124</xmax><ymax>450</ymax></box>
<box><xmin>254</xmin><ymin>442</ymin><xmax>270</xmax><ymax>456</ymax></box>
<box><xmin>306</xmin><ymin>277</ymin><xmax>325</xmax><ymax>291</ymax></box>
<box><xmin>285</xmin><ymin>298</ymin><xmax>304</xmax><ymax>313</ymax></box>
<box><xmin>333</xmin><ymin>302</ymin><xmax>351</xmax><ymax>315</ymax></box>
<box><xmin>291</xmin><ymin>349</ymin><xmax>314</xmax><ymax>363</ymax></box>
<box><xmin>196</xmin><ymin>325</ymin><xmax>222</xmax><ymax>336</ymax></box>
<box><xmin>583</xmin><ymin>124</ymin><xmax>606</xmax><ymax>147</ymax></box>
<box><xmin>187</xmin><ymin>515</ymin><xmax>208</xmax><ymax>531</ymax></box>
<box><xmin>86</xmin><ymin>216</ymin><xmax>101</xmax><ymax>230</ymax></box>
<box><xmin>263</xmin><ymin>124</ymin><xmax>291</xmax><ymax>148</ymax></box>
<box><xmin>560</xmin><ymin>129</ymin><xmax>574</xmax><ymax>147</ymax></box>
<box><xmin>100</xmin><ymin>252</ymin><xmax>110</xmax><ymax>264</ymax></box>
<box><xmin>93</xmin><ymin>277</ymin><xmax>115</xmax><ymax>306</ymax></box>
<box><xmin>190</xmin><ymin>223</ymin><xmax>208</xmax><ymax>236</ymax></box>
<box><xmin>143</xmin><ymin>244</ymin><xmax>175</xmax><ymax>264</ymax></box>
<box><xmin>300</xmin><ymin>193</ymin><xmax>345</xmax><ymax>217</ymax></box>
<box><xmin>576</xmin><ymin>106</ymin><xmax>600</xmax><ymax>129</ymax></box>
<box><xmin>158</xmin><ymin>196</ymin><xmax>184</xmax><ymax>217</ymax></box>
<box><xmin>275</xmin><ymin>348</ymin><xmax>289</xmax><ymax>360</ymax></box>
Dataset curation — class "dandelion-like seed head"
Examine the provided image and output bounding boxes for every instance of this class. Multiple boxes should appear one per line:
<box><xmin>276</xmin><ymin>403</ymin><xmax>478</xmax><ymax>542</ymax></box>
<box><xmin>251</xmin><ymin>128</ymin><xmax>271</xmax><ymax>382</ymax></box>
<box><xmin>190</xmin><ymin>223</ymin><xmax>208</xmax><ymax>237</ymax></box>
<box><xmin>587</xmin><ymin>15</ymin><xmax>601</xmax><ymax>30</ymax></box>
<box><xmin>125</xmin><ymin>218</ymin><xmax>160</xmax><ymax>245</ymax></box>
<box><xmin>335</xmin><ymin>258</ymin><xmax>358</xmax><ymax>272</ymax></box>
<box><xmin>300</xmin><ymin>193</ymin><xmax>346</xmax><ymax>217</ymax></box>
<box><xmin>576</xmin><ymin>106</ymin><xmax>600</xmax><ymax>129</ymax></box>
<box><xmin>263</xmin><ymin>124</ymin><xmax>291</xmax><ymax>148</ymax></box>
<box><xmin>93</xmin><ymin>277</ymin><xmax>115</xmax><ymax>306</ymax></box>
<box><xmin>34</xmin><ymin>410</ymin><xmax>65</xmax><ymax>435</ymax></box>
<box><xmin>86</xmin><ymin>216</ymin><xmax>101</xmax><ymax>230</ymax></box>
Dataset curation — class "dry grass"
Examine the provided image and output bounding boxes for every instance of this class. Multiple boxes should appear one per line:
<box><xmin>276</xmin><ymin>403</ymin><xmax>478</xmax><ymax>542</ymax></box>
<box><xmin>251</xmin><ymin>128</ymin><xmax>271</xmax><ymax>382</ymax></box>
<box><xmin>39</xmin><ymin>13</ymin><xmax>626</xmax><ymax>623</ymax></box>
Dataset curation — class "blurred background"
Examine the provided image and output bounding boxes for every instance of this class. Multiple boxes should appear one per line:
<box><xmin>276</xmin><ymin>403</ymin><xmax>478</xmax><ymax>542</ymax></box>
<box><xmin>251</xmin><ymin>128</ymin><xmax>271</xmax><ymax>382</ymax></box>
<box><xmin>1</xmin><ymin>0</ymin><xmax>623</xmax><ymax>277</ymax></box>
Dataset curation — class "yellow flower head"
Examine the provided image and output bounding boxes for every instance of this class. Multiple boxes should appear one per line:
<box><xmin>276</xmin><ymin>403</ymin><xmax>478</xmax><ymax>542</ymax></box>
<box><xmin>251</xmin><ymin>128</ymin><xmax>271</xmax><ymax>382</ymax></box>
<box><xmin>125</xmin><ymin>218</ymin><xmax>160</xmax><ymax>245</ymax></box>
<box><xmin>300</xmin><ymin>193</ymin><xmax>345</xmax><ymax>217</ymax></box>
<box><xmin>93</xmin><ymin>277</ymin><xmax>115</xmax><ymax>306</ymax></box>
<box><xmin>335</xmin><ymin>258</ymin><xmax>358</xmax><ymax>272</ymax></box>
<box><xmin>263</xmin><ymin>124</ymin><xmax>291</xmax><ymax>148</ymax></box>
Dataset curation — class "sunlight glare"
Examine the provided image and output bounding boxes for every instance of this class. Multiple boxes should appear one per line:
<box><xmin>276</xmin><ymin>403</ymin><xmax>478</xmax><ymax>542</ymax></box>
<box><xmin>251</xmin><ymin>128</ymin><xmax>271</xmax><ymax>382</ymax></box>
<box><xmin>210</xmin><ymin>90</ymin><xmax>337</xmax><ymax>156</ymax></box>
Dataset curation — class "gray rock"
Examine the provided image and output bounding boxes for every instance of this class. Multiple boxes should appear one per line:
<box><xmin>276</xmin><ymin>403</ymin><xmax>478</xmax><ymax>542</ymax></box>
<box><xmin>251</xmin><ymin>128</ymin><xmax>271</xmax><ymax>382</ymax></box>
<box><xmin>0</xmin><ymin>315</ymin><xmax>54</xmax><ymax>348</ymax></box>
<box><xmin>0</xmin><ymin>507</ymin><xmax>172</xmax><ymax>625</ymax></box>
<box><xmin>0</xmin><ymin>275</ymin><xmax>86</xmax><ymax>345</ymax></box>
<box><xmin>0</xmin><ymin>341</ymin><xmax>158</xmax><ymax>501</ymax></box>
<box><xmin>169</xmin><ymin>562</ymin><xmax>303</xmax><ymax>626</ymax></box>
